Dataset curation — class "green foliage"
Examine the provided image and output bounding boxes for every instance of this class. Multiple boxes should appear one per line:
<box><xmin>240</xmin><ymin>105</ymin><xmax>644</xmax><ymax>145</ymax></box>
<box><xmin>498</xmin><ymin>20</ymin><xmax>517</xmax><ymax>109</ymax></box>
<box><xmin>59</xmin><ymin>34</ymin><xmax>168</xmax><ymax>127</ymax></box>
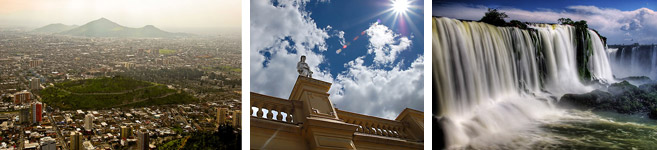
<box><xmin>126</xmin><ymin>93</ymin><xmax>196</xmax><ymax>108</ymax></box>
<box><xmin>41</xmin><ymin>77</ymin><xmax>197</xmax><ymax>110</ymax></box>
<box><xmin>509</xmin><ymin>20</ymin><xmax>528</xmax><ymax>29</ymax></box>
<box><xmin>1</xmin><ymin>96</ymin><xmax>10</xmax><ymax>103</ymax></box>
<box><xmin>55</xmin><ymin>76</ymin><xmax>152</xmax><ymax>93</ymax></box>
<box><xmin>159</xmin><ymin>49</ymin><xmax>177</xmax><ymax>55</ymax></box>
<box><xmin>480</xmin><ymin>8</ymin><xmax>508</xmax><ymax>26</ymax></box>
<box><xmin>557</xmin><ymin>18</ymin><xmax>574</xmax><ymax>25</ymax></box>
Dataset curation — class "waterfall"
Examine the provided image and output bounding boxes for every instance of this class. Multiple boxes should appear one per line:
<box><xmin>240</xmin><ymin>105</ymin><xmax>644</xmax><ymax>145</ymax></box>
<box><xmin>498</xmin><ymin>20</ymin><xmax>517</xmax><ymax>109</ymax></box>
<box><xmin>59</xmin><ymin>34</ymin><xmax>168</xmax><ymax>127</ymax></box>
<box><xmin>588</xmin><ymin>30</ymin><xmax>615</xmax><ymax>83</ymax></box>
<box><xmin>433</xmin><ymin>17</ymin><xmax>613</xmax><ymax>148</ymax></box>
<box><xmin>608</xmin><ymin>45</ymin><xmax>657</xmax><ymax>80</ymax></box>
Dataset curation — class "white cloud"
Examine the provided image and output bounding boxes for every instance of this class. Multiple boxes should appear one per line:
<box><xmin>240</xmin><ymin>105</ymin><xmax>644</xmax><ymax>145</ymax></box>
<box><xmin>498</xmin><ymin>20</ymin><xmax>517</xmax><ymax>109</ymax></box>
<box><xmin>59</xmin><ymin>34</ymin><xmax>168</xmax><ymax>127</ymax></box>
<box><xmin>337</xmin><ymin>31</ymin><xmax>346</xmax><ymax>46</ymax></box>
<box><xmin>250</xmin><ymin>0</ymin><xmax>334</xmax><ymax>99</ymax></box>
<box><xmin>365</xmin><ymin>22</ymin><xmax>412</xmax><ymax>65</ymax></box>
<box><xmin>251</xmin><ymin>0</ymin><xmax>424</xmax><ymax>119</ymax></box>
<box><xmin>433</xmin><ymin>4</ymin><xmax>657</xmax><ymax>44</ymax></box>
<box><xmin>331</xmin><ymin>56</ymin><xmax>424</xmax><ymax>119</ymax></box>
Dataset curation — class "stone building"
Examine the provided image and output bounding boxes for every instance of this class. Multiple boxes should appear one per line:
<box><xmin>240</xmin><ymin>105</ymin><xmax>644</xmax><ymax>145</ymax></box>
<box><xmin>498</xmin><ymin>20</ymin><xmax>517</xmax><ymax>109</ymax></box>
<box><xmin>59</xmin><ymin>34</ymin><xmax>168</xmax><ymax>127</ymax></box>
<box><xmin>251</xmin><ymin>76</ymin><xmax>423</xmax><ymax>149</ymax></box>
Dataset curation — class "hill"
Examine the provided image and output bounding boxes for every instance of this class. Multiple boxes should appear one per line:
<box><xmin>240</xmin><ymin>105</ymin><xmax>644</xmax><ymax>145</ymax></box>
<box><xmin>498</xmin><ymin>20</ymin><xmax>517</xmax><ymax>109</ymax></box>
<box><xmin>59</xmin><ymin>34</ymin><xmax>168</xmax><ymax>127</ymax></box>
<box><xmin>40</xmin><ymin>76</ymin><xmax>197</xmax><ymax>110</ymax></box>
<box><xmin>59</xmin><ymin>18</ymin><xmax>188</xmax><ymax>38</ymax></box>
<box><xmin>33</xmin><ymin>23</ymin><xmax>79</xmax><ymax>33</ymax></box>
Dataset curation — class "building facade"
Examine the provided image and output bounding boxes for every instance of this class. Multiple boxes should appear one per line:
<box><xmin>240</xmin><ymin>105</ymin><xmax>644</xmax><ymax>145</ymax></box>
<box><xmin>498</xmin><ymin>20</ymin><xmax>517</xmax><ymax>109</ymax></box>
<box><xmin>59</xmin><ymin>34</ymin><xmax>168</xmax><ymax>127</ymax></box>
<box><xmin>40</xmin><ymin>137</ymin><xmax>57</xmax><ymax>150</ymax></box>
<box><xmin>30</xmin><ymin>77</ymin><xmax>40</xmax><ymax>90</ymax></box>
<box><xmin>120</xmin><ymin>126</ymin><xmax>131</xmax><ymax>139</ymax></box>
<box><xmin>251</xmin><ymin>76</ymin><xmax>423</xmax><ymax>149</ymax></box>
<box><xmin>31</xmin><ymin>102</ymin><xmax>42</xmax><ymax>124</ymax></box>
<box><xmin>84</xmin><ymin>114</ymin><xmax>94</xmax><ymax>131</ymax></box>
<box><xmin>70</xmin><ymin>131</ymin><xmax>83</xmax><ymax>150</ymax></box>
<box><xmin>137</xmin><ymin>130</ymin><xmax>149</xmax><ymax>150</ymax></box>
<box><xmin>217</xmin><ymin>107</ymin><xmax>228</xmax><ymax>125</ymax></box>
<box><xmin>233</xmin><ymin>110</ymin><xmax>241</xmax><ymax>128</ymax></box>
<box><xmin>19</xmin><ymin>108</ymin><xmax>30</xmax><ymax>124</ymax></box>
<box><xmin>13</xmin><ymin>91</ymin><xmax>31</xmax><ymax>105</ymax></box>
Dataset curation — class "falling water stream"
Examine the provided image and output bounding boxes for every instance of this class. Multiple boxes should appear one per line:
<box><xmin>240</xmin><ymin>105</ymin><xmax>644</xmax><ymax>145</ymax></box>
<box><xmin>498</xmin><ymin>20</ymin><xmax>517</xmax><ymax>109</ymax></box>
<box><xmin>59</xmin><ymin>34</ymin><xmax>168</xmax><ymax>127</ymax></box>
<box><xmin>433</xmin><ymin>17</ymin><xmax>657</xmax><ymax>149</ymax></box>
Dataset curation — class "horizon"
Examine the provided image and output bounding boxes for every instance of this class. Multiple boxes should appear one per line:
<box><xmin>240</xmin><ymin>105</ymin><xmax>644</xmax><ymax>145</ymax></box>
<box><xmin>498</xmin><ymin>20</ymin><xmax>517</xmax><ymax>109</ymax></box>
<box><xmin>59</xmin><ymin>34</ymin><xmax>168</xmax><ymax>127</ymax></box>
<box><xmin>26</xmin><ymin>17</ymin><xmax>241</xmax><ymax>35</ymax></box>
<box><xmin>0</xmin><ymin>0</ymin><xmax>241</xmax><ymax>35</ymax></box>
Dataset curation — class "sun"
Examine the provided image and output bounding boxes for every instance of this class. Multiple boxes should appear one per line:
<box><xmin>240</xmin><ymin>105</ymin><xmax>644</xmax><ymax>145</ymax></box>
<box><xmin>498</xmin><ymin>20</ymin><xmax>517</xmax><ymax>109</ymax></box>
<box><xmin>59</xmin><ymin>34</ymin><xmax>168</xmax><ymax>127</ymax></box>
<box><xmin>392</xmin><ymin>0</ymin><xmax>410</xmax><ymax>14</ymax></box>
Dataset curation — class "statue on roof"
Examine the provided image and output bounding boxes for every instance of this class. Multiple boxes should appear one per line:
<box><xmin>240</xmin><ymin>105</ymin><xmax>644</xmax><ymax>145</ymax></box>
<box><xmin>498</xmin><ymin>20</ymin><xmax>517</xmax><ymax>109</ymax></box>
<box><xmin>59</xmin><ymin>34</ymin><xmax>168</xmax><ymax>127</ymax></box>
<box><xmin>297</xmin><ymin>55</ymin><xmax>313</xmax><ymax>78</ymax></box>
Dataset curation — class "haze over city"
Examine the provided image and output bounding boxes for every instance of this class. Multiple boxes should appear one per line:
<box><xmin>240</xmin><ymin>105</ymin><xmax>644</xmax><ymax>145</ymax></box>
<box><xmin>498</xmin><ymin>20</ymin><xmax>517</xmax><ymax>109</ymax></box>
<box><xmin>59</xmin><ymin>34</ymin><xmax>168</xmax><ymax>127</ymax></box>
<box><xmin>0</xmin><ymin>0</ymin><xmax>241</xmax><ymax>35</ymax></box>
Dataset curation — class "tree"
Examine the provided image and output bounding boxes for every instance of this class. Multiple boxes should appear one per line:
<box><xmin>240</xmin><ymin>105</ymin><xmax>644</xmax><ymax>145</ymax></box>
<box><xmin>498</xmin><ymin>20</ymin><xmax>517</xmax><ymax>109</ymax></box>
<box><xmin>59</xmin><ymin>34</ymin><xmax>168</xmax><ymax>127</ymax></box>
<box><xmin>480</xmin><ymin>8</ymin><xmax>508</xmax><ymax>26</ymax></box>
<box><xmin>509</xmin><ymin>20</ymin><xmax>528</xmax><ymax>29</ymax></box>
<box><xmin>558</xmin><ymin>18</ymin><xmax>574</xmax><ymax>25</ymax></box>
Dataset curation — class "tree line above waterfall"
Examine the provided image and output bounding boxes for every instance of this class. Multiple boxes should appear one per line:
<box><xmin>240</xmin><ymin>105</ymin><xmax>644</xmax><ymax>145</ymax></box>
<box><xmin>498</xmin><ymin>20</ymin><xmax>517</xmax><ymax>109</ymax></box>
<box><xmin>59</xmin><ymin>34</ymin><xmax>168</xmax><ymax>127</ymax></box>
<box><xmin>477</xmin><ymin>8</ymin><xmax>609</xmax><ymax>82</ymax></box>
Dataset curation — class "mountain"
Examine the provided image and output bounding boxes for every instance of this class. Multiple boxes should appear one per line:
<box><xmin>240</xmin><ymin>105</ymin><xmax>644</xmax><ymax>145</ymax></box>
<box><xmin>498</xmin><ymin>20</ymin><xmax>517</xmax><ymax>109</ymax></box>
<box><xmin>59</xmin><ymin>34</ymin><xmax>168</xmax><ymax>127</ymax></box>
<box><xmin>59</xmin><ymin>18</ymin><xmax>188</xmax><ymax>38</ymax></box>
<box><xmin>33</xmin><ymin>23</ymin><xmax>79</xmax><ymax>33</ymax></box>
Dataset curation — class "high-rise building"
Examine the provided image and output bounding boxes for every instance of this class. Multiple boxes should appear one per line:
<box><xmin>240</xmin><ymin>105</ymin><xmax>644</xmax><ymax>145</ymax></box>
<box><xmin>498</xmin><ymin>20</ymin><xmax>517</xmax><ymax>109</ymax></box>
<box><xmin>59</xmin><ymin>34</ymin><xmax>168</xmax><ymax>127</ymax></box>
<box><xmin>13</xmin><ymin>91</ymin><xmax>31</xmax><ymax>104</ymax></box>
<box><xmin>40</xmin><ymin>137</ymin><xmax>56</xmax><ymax>150</ymax></box>
<box><xmin>30</xmin><ymin>77</ymin><xmax>40</xmax><ymax>90</ymax></box>
<box><xmin>217</xmin><ymin>107</ymin><xmax>228</xmax><ymax>125</ymax></box>
<box><xmin>70</xmin><ymin>131</ymin><xmax>83</xmax><ymax>150</ymax></box>
<box><xmin>84</xmin><ymin>114</ymin><xmax>94</xmax><ymax>131</ymax></box>
<box><xmin>124</xmin><ymin>62</ymin><xmax>135</xmax><ymax>69</ymax></box>
<box><xmin>137</xmin><ymin>130</ymin><xmax>149</xmax><ymax>150</ymax></box>
<box><xmin>19</xmin><ymin>108</ymin><xmax>29</xmax><ymax>124</ymax></box>
<box><xmin>120</xmin><ymin>126</ymin><xmax>131</xmax><ymax>139</ymax></box>
<box><xmin>29</xmin><ymin>59</ymin><xmax>43</xmax><ymax>67</ymax></box>
<box><xmin>31</xmin><ymin>102</ymin><xmax>42</xmax><ymax>124</ymax></box>
<box><xmin>233</xmin><ymin>110</ymin><xmax>241</xmax><ymax>128</ymax></box>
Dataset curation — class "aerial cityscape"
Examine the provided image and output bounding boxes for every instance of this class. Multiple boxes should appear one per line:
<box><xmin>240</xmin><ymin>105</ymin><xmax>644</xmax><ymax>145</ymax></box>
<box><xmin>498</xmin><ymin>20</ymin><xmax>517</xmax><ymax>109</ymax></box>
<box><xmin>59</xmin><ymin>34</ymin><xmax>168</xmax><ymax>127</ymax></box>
<box><xmin>0</xmin><ymin>0</ymin><xmax>242</xmax><ymax>149</ymax></box>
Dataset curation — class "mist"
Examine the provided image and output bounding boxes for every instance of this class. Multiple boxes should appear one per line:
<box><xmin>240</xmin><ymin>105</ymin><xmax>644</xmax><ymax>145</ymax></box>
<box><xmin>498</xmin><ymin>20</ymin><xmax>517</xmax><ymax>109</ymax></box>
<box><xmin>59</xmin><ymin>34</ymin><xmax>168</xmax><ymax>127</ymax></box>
<box><xmin>0</xmin><ymin>0</ymin><xmax>241</xmax><ymax>35</ymax></box>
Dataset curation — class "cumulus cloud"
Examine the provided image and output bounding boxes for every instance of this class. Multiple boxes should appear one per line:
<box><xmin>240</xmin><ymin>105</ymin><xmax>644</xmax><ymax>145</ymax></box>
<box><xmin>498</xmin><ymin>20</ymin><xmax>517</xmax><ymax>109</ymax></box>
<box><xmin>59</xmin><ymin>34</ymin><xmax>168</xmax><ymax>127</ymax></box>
<box><xmin>621</xmin><ymin>19</ymin><xmax>643</xmax><ymax>31</ymax></box>
<box><xmin>366</xmin><ymin>22</ymin><xmax>412</xmax><ymax>65</ymax></box>
<box><xmin>251</xmin><ymin>0</ymin><xmax>424</xmax><ymax>119</ymax></box>
<box><xmin>433</xmin><ymin>4</ymin><xmax>657</xmax><ymax>44</ymax></box>
<box><xmin>331</xmin><ymin>56</ymin><xmax>424</xmax><ymax>119</ymax></box>
<box><xmin>250</xmin><ymin>0</ymin><xmax>334</xmax><ymax>99</ymax></box>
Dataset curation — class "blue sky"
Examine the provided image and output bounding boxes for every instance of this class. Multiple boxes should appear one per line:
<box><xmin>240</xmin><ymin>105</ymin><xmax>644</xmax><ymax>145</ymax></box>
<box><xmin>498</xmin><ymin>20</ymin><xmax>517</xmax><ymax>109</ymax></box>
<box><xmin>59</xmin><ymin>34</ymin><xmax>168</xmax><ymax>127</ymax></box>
<box><xmin>433</xmin><ymin>0</ymin><xmax>657</xmax><ymax>44</ymax></box>
<box><xmin>435</xmin><ymin>0</ymin><xmax>657</xmax><ymax>11</ymax></box>
<box><xmin>251</xmin><ymin>0</ymin><xmax>424</xmax><ymax>119</ymax></box>
<box><xmin>309</xmin><ymin>0</ymin><xmax>424</xmax><ymax>76</ymax></box>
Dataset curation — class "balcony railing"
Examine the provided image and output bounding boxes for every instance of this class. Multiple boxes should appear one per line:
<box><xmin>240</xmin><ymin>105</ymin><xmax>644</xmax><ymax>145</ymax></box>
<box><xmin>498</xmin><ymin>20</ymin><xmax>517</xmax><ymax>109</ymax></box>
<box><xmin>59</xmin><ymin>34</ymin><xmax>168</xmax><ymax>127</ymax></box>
<box><xmin>336</xmin><ymin>109</ymin><xmax>408</xmax><ymax>139</ymax></box>
<box><xmin>251</xmin><ymin>92</ymin><xmax>411</xmax><ymax>140</ymax></box>
<box><xmin>251</xmin><ymin>93</ymin><xmax>301</xmax><ymax>124</ymax></box>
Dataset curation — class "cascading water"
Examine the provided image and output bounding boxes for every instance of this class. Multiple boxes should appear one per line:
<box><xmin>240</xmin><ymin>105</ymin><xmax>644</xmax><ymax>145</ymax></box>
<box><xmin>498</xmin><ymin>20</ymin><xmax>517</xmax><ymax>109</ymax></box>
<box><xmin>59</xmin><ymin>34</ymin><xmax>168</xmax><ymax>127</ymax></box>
<box><xmin>608</xmin><ymin>45</ymin><xmax>657</xmax><ymax>80</ymax></box>
<box><xmin>433</xmin><ymin>17</ymin><xmax>615</xmax><ymax>149</ymax></box>
<box><xmin>588</xmin><ymin>30</ymin><xmax>615</xmax><ymax>83</ymax></box>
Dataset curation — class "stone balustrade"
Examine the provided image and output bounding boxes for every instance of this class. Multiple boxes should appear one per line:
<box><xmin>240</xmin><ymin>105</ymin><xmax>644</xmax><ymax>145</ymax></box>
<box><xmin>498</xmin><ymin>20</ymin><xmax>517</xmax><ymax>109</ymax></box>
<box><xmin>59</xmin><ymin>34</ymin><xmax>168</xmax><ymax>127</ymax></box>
<box><xmin>251</xmin><ymin>93</ymin><xmax>300</xmax><ymax>124</ymax></box>
<box><xmin>336</xmin><ymin>109</ymin><xmax>408</xmax><ymax>139</ymax></box>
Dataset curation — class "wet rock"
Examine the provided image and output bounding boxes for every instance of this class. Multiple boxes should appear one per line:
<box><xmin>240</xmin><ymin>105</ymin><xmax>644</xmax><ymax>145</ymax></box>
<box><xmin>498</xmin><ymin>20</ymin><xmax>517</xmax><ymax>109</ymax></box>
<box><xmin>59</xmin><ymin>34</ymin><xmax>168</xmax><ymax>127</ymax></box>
<box><xmin>608</xmin><ymin>81</ymin><xmax>639</xmax><ymax>95</ymax></box>
<box><xmin>558</xmin><ymin>90</ymin><xmax>612</xmax><ymax>109</ymax></box>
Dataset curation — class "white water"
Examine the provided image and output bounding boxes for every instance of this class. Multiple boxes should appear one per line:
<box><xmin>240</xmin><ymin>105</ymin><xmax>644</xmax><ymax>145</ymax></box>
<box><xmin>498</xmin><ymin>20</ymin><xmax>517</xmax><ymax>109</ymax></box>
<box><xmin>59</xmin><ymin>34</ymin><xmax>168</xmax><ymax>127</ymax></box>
<box><xmin>432</xmin><ymin>17</ymin><xmax>614</xmax><ymax>148</ymax></box>
<box><xmin>588</xmin><ymin>30</ymin><xmax>615</xmax><ymax>83</ymax></box>
<box><xmin>608</xmin><ymin>45</ymin><xmax>657</xmax><ymax>80</ymax></box>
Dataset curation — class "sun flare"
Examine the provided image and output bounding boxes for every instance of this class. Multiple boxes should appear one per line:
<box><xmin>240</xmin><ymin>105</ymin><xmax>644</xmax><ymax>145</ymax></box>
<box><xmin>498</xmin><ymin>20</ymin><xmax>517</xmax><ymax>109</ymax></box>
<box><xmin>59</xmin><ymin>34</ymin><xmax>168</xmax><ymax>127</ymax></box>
<box><xmin>392</xmin><ymin>0</ymin><xmax>410</xmax><ymax>14</ymax></box>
